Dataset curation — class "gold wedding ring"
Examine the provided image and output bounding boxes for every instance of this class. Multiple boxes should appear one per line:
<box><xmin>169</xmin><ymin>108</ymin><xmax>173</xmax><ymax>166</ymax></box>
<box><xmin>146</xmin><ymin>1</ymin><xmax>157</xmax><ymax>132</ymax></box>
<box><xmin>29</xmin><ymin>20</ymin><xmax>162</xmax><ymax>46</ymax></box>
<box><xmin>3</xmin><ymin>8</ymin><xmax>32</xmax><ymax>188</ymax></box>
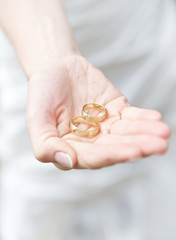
<box><xmin>82</xmin><ymin>103</ymin><xmax>107</xmax><ymax>123</ymax></box>
<box><xmin>70</xmin><ymin>116</ymin><xmax>100</xmax><ymax>137</ymax></box>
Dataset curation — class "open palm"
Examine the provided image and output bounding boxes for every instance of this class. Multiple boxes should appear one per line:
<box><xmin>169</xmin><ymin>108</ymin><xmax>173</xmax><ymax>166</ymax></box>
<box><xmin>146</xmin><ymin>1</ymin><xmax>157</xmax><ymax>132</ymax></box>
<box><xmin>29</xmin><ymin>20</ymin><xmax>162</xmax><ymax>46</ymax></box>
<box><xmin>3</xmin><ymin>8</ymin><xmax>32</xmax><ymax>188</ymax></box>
<box><xmin>27</xmin><ymin>56</ymin><xmax>170</xmax><ymax>170</ymax></box>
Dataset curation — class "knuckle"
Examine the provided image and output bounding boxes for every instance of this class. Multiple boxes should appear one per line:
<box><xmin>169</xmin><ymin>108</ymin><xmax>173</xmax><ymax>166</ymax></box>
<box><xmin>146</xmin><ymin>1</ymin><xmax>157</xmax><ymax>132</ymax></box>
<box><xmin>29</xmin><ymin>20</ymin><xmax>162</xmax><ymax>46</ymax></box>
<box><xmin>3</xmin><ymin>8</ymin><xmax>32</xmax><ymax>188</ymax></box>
<box><xmin>33</xmin><ymin>146</ymin><xmax>49</xmax><ymax>163</ymax></box>
<box><xmin>119</xmin><ymin>96</ymin><xmax>128</xmax><ymax>104</ymax></box>
<box><xmin>32</xmin><ymin>136</ymin><xmax>56</xmax><ymax>163</ymax></box>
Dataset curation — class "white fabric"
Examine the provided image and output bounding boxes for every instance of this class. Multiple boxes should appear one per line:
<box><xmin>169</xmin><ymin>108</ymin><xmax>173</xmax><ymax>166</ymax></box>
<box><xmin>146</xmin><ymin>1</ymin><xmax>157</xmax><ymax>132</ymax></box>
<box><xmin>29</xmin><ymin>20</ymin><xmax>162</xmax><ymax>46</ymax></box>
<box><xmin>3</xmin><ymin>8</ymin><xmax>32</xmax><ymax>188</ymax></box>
<box><xmin>0</xmin><ymin>0</ymin><xmax>176</xmax><ymax>239</ymax></box>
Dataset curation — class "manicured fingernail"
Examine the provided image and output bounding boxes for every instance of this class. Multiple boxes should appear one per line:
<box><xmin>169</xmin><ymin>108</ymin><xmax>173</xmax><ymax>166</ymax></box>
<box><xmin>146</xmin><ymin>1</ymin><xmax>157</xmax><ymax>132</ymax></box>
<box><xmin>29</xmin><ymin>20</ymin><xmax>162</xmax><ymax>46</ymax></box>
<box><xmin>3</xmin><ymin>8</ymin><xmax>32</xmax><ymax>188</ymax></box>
<box><xmin>54</xmin><ymin>152</ymin><xmax>73</xmax><ymax>170</ymax></box>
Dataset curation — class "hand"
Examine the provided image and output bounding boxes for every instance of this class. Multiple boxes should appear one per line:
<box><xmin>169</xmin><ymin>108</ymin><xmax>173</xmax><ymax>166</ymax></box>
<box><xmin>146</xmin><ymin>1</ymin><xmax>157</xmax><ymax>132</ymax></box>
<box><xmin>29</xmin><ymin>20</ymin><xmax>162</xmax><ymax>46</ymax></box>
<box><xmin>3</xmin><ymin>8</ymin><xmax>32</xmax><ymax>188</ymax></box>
<box><xmin>26</xmin><ymin>55</ymin><xmax>170</xmax><ymax>170</ymax></box>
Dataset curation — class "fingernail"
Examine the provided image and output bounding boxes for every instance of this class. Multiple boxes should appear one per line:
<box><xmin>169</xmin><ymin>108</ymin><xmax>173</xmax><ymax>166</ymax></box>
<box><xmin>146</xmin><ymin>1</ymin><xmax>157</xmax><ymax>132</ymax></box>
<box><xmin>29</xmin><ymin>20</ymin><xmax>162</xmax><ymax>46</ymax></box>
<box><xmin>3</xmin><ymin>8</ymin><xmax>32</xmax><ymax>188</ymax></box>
<box><xmin>54</xmin><ymin>152</ymin><xmax>73</xmax><ymax>170</ymax></box>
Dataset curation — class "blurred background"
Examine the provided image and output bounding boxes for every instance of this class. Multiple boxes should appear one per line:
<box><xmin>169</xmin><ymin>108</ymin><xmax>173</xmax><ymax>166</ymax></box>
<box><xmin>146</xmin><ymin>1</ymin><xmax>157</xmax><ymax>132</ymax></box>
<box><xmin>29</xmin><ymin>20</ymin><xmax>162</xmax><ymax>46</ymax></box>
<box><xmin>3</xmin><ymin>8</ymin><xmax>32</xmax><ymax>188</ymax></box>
<box><xmin>0</xmin><ymin>0</ymin><xmax>176</xmax><ymax>239</ymax></box>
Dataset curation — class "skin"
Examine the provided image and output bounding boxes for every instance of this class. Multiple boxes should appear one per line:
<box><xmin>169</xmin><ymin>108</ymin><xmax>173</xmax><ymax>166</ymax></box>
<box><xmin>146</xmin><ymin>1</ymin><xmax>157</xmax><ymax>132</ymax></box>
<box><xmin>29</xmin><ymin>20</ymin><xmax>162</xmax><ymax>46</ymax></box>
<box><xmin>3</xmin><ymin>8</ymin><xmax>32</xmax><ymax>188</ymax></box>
<box><xmin>0</xmin><ymin>0</ymin><xmax>170</xmax><ymax>170</ymax></box>
<box><xmin>27</xmin><ymin>55</ymin><xmax>170</xmax><ymax>169</ymax></box>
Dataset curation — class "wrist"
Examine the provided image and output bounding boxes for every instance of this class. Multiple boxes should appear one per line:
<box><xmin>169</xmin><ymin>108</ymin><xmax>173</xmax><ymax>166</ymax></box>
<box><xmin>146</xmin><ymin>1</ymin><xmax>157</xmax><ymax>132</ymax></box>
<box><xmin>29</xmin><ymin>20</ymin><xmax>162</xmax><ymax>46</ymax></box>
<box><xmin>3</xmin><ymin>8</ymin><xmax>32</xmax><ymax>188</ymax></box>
<box><xmin>25</xmin><ymin>47</ymin><xmax>81</xmax><ymax>79</ymax></box>
<box><xmin>0</xmin><ymin>0</ymin><xmax>81</xmax><ymax>79</ymax></box>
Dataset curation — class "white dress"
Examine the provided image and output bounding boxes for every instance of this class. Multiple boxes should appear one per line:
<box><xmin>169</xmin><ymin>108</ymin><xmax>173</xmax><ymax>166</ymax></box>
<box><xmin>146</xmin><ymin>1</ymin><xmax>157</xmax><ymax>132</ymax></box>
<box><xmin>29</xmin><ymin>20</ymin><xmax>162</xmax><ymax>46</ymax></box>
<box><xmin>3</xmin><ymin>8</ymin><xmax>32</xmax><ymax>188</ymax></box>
<box><xmin>0</xmin><ymin>0</ymin><xmax>176</xmax><ymax>239</ymax></box>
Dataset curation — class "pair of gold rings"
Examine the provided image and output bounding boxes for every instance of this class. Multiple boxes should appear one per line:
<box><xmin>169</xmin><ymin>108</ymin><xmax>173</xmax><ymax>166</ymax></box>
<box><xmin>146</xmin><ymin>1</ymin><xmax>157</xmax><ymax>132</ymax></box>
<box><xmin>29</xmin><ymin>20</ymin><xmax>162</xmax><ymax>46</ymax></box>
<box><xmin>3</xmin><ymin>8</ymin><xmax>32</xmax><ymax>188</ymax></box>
<box><xmin>70</xmin><ymin>103</ymin><xmax>107</xmax><ymax>137</ymax></box>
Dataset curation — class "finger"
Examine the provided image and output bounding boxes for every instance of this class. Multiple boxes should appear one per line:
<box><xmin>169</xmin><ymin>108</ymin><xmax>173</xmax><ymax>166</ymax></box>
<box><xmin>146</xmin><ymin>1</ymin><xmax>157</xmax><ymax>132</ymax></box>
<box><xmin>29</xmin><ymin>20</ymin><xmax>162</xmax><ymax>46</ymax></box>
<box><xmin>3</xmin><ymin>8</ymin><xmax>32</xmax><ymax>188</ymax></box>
<box><xmin>96</xmin><ymin>134</ymin><xmax>168</xmax><ymax>157</ymax></box>
<box><xmin>121</xmin><ymin>107</ymin><xmax>162</xmax><ymax>121</ymax></box>
<box><xmin>26</xmin><ymin>108</ymin><xmax>77</xmax><ymax>171</ymax></box>
<box><xmin>105</xmin><ymin>96</ymin><xmax>129</xmax><ymax>118</ymax></box>
<box><xmin>68</xmin><ymin>141</ymin><xmax>141</xmax><ymax>169</ymax></box>
<box><xmin>124</xmin><ymin>135</ymin><xmax>168</xmax><ymax>156</ymax></box>
<box><xmin>110</xmin><ymin>120</ymin><xmax>171</xmax><ymax>139</ymax></box>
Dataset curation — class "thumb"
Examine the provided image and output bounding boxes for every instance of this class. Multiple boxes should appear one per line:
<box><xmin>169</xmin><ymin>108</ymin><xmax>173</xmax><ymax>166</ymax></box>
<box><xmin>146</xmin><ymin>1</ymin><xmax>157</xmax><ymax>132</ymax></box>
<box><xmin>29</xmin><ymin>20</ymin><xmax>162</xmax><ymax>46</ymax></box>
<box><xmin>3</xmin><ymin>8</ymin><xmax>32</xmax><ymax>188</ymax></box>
<box><xmin>40</xmin><ymin>137</ymin><xmax>76</xmax><ymax>171</ymax></box>
<box><xmin>26</xmin><ymin>111</ymin><xmax>77</xmax><ymax>171</ymax></box>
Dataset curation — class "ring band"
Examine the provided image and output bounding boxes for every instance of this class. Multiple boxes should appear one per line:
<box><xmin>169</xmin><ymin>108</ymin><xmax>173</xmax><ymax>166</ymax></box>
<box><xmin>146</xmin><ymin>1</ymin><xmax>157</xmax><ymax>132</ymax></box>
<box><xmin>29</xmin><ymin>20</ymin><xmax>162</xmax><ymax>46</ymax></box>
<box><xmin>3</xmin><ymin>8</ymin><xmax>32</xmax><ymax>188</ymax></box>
<box><xmin>82</xmin><ymin>103</ymin><xmax>107</xmax><ymax>123</ymax></box>
<box><xmin>70</xmin><ymin>116</ymin><xmax>100</xmax><ymax>137</ymax></box>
